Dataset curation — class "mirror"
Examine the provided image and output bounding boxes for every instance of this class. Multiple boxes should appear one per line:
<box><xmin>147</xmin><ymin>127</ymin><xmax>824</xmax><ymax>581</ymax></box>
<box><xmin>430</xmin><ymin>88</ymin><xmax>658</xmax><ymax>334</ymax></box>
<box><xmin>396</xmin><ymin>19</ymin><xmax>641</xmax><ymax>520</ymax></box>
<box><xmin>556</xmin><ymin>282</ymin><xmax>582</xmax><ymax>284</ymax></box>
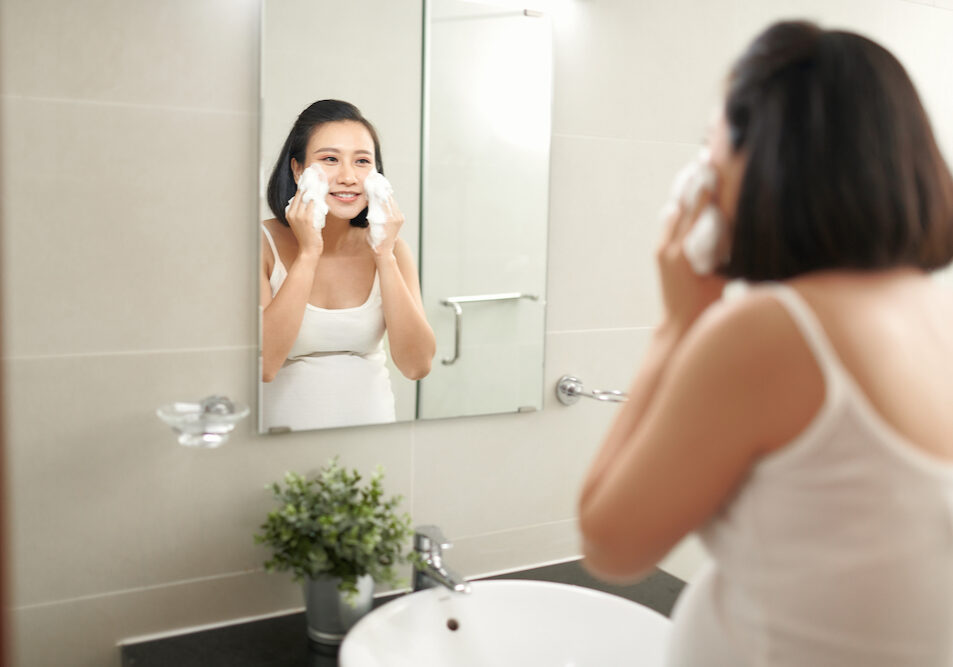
<box><xmin>258</xmin><ymin>0</ymin><xmax>552</xmax><ymax>433</ymax></box>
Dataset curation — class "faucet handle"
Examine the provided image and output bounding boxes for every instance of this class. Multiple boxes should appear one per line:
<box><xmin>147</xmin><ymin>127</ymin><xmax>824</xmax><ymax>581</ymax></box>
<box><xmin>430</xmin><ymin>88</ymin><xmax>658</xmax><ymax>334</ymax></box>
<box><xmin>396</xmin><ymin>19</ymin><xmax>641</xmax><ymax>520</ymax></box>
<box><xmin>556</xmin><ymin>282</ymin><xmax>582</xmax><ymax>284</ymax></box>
<box><xmin>414</xmin><ymin>525</ymin><xmax>452</xmax><ymax>554</ymax></box>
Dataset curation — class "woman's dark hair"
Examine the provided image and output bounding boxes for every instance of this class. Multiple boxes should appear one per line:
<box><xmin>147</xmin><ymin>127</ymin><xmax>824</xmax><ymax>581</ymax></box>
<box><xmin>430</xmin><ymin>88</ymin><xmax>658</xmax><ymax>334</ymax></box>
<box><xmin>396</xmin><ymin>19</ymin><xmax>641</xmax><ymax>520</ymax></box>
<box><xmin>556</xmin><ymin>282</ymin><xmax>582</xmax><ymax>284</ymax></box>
<box><xmin>266</xmin><ymin>99</ymin><xmax>384</xmax><ymax>228</ymax></box>
<box><xmin>722</xmin><ymin>21</ymin><xmax>953</xmax><ymax>280</ymax></box>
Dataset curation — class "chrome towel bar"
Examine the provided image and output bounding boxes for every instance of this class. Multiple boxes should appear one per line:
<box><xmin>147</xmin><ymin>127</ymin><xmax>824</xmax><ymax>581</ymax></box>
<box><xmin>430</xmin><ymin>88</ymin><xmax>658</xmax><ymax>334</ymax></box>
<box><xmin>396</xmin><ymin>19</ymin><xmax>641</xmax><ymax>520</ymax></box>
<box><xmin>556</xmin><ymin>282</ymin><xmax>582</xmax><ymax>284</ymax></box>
<box><xmin>439</xmin><ymin>292</ymin><xmax>539</xmax><ymax>365</ymax></box>
<box><xmin>556</xmin><ymin>375</ymin><xmax>628</xmax><ymax>405</ymax></box>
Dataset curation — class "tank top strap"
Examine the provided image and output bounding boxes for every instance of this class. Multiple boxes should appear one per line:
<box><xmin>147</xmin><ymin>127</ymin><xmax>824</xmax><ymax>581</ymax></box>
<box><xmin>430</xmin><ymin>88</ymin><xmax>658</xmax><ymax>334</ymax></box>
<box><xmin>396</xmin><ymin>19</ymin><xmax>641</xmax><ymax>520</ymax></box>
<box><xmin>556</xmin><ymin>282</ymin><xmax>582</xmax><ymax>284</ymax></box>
<box><xmin>261</xmin><ymin>224</ymin><xmax>288</xmax><ymax>294</ymax></box>
<box><xmin>260</xmin><ymin>224</ymin><xmax>281</xmax><ymax>266</ymax></box>
<box><xmin>761</xmin><ymin>283</ymin><xmax>845</xmax><ymax>381</ymax></box>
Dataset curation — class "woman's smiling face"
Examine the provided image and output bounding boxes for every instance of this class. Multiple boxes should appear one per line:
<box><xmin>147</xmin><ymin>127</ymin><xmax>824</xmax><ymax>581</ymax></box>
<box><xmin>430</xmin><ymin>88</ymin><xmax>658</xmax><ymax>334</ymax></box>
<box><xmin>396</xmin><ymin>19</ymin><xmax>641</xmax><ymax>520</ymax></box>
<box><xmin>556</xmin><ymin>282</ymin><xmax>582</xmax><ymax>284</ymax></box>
<box><xmin>293</xmin><ymin>120</ymin><xmax>377</xmax><ymax>220</ymax></box>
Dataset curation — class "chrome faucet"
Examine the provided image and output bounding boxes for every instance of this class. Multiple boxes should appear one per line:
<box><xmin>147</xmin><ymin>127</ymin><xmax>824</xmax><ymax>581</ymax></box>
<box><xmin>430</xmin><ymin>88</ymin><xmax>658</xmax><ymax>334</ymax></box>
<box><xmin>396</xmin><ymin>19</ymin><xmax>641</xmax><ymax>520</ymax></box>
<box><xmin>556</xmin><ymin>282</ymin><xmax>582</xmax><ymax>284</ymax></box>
<box><xmin>412</xmin><ymin>525</ymin><xmax>472</xmax><ymax>594</ymax></box>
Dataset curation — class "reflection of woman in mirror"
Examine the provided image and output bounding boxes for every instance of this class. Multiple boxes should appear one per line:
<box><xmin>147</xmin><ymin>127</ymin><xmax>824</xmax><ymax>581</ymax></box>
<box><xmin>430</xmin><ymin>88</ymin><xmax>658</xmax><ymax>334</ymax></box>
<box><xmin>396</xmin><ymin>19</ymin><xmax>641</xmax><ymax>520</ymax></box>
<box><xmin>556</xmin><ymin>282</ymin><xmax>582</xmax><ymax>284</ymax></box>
<box><xmin>578</xmin><ymin>22</ymin><xmax>953</xmax><ymax>666</ymax></box>
<box><xmin>260</xmin><ymin>100</ymin><xmax>434</xmax><ymax>431</ymax></box>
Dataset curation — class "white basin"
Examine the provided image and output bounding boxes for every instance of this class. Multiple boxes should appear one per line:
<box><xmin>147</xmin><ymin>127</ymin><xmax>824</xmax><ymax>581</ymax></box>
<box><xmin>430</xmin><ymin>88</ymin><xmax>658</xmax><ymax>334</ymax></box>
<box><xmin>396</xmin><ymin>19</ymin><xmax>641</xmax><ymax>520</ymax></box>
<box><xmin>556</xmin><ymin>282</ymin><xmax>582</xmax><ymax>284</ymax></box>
<box><xmin>339</xmin><ymin>579</ymin><xmax>671</xmax><ymax>666</ymax></box>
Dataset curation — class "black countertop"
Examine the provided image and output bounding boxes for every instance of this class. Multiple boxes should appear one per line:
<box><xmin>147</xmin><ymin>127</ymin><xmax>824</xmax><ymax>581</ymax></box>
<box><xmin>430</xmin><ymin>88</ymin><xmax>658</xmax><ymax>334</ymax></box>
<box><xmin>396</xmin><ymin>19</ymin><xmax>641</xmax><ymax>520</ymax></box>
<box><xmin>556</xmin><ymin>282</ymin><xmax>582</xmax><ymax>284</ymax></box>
<box><xmin>121</xmin><ymin>560</ymin><xmax>685</xmax><ymax>667</ymax></box>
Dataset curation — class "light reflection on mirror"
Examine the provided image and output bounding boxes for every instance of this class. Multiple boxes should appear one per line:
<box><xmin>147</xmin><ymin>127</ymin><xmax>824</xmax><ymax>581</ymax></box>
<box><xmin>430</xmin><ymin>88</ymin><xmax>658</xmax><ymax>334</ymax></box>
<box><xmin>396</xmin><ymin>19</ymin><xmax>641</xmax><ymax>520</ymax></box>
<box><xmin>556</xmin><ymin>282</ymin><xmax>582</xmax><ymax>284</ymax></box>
<box><xmin>257</xmin><ymin>0</ymin><xmax>552</xmax><ymax>433</ymax></box>
<box><xmin>417</xmin><ymin>0</ymin><xmax>552</xmax><ymax>419</ymax></box>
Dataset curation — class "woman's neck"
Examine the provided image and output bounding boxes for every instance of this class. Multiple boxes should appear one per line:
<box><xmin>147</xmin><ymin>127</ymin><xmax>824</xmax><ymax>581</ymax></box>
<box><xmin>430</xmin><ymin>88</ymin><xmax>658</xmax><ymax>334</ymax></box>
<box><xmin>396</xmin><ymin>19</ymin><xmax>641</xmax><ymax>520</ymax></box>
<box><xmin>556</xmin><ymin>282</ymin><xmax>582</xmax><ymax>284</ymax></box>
<box><xmin>321</xmin><ymin>214</ymin><xmax>362</xmax><ymax>253</ymax></box>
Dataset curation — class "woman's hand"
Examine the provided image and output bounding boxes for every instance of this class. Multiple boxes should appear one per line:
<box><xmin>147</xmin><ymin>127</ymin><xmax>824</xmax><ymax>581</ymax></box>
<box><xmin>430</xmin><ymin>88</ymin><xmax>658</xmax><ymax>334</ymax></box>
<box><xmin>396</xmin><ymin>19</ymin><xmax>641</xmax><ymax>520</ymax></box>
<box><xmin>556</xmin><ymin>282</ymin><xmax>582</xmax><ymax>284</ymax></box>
<box><xmin>655</xmin><ymin>189</ymin><xmax>728</xmax><ymax>336</ymax></box>
<box><xmin>285</xmin><ymin>188</ymin><xmax>324</xmax><ymax>258</ymax></box>
<box><xmin>368</xmin><ymin>194</ymin><xmax>404</xmax><ymax>258</ymax></box>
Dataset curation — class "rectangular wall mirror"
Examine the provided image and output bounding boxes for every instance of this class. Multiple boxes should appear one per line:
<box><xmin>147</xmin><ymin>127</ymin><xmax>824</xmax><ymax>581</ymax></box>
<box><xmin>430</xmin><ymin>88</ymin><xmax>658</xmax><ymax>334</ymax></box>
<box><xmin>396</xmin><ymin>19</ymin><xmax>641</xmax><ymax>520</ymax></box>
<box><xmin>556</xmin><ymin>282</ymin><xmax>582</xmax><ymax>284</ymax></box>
<box><xmin>258</xmin><ymin>0</ymin><xmax>552</xmax><ymax>433</ymax></box>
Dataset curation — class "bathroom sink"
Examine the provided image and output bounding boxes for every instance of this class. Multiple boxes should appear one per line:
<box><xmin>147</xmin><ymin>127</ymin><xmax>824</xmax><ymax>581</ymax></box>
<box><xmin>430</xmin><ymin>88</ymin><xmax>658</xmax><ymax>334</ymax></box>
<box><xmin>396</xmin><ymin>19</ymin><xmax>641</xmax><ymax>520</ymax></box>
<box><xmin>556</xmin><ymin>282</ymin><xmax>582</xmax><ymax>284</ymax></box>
<box><xmin>339</xmin><ymin>579</ymin><xmax>671</xmax><ymax>666</ymax></box>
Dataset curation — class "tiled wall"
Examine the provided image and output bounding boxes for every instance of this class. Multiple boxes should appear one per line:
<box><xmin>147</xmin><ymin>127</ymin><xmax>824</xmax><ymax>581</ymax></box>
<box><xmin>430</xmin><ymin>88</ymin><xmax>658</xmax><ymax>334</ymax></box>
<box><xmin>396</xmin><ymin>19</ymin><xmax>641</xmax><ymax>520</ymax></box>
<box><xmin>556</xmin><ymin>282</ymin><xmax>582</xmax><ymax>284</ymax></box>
<box><xmin>2</xmin><ymin>1</ymin><xmax>952</xmax><ymax>665</ymax></box>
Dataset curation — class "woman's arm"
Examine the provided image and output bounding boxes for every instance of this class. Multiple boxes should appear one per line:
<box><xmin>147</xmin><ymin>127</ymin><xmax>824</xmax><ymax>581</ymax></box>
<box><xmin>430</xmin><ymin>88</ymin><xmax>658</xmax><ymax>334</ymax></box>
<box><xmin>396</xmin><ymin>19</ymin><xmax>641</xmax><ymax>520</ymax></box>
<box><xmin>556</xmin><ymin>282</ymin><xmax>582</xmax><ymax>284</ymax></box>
<box><xmin>577</xmin><ymin>320</ymin><xmax>684</xmax><ymax>511</ymax></box>
<box><xmin>581</xmin><ymin>191</ymin><xmax>728</xmax><ymax>509</ymax></box>
<box><xmin>578</xmin><ymin>192</ymin><xmax>823</xmax><ymax>582</ymax></box>
<box><xmin>375</xmin><ymin>237</ymin><xmax>435</xmax><ymax>380</ymax></box>
<box><xmin>578</xmin><ymin>299</ymin><xmax>771</xmax><ymax>581</ymax></box>
<box><xmin>368</xmin><ymin>196</ymin><xmax>435</xmax><ymax>380</ymax></box>
<box><xmin>260</xmin><ymin>195</ymin><xmax>324</xmax><ymax>382</ymax></box>
<box><xmin>578</xmin><ymin>295</ymin><xmax>826</xmax><ymax>582</ymax></box>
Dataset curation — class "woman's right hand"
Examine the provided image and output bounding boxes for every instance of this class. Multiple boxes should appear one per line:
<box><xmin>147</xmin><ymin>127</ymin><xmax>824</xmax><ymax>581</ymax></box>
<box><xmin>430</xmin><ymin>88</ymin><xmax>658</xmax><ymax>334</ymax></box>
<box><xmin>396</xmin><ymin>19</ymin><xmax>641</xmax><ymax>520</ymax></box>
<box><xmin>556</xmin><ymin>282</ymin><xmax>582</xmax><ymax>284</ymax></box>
<box><xmin>285</xmin><ymin>188</ymin><xmax>324</xmax><ymax>258</ymax></box>
<box><xmin>655</xmin><ymin>188</ymin><xmax>727</xmax><ymax>336</ymax></box>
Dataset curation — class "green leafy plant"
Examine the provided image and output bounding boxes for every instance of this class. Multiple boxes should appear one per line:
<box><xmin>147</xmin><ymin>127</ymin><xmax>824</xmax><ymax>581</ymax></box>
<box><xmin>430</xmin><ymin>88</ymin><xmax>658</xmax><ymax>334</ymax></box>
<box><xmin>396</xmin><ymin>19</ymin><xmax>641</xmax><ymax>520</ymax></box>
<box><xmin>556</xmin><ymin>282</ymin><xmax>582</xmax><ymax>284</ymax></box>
<box><xmin>254</xmin><ymin>457</ymin><xmax>414</xmax><ymax>600</ymax></box>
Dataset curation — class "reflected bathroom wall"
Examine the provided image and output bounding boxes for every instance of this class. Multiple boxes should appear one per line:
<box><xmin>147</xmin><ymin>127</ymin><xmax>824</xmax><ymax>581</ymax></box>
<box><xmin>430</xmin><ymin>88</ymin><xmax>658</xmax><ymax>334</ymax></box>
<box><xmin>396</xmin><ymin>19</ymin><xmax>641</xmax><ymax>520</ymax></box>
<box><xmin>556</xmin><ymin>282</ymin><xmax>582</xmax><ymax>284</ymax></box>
<box><xmin>417</xmin><ymin>0</ymin><xmax>552</xmax><ymax>419</ymax></box>
<box><xmin>258</xmin><ymin>0</ymin><xmax>422</xmax><ymax>426</ymax></box>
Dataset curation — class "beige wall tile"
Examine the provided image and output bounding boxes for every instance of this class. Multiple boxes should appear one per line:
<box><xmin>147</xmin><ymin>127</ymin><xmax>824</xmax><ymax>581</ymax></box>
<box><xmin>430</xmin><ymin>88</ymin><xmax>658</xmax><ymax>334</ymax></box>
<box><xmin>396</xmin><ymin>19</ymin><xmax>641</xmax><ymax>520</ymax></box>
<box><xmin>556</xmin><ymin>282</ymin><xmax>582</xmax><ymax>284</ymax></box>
<box><xmin>551</xmin><ymin>0</ymin><xmax>735</xmax><ymax>143</ymax></box>
<box><xmin>7</xmin><ymin>348</ymin><xmax>414</xmax><ymax>606</ymax></box>
<box><xmin>659</xmin><ymin>534</ymin><xmax>707</xmax><ymax>582</ymax></box>
<box><xmin>447</xmin><ymin>520</ymin><xmax>580</xmax><ymax>580</ymax></box>
<box><xmin>1</xmin><ymin>96</ymin><xmax>259</xmax><ymax>357</ymax></box>
<box><xmin>546</xmin><ymin>135</ymin><xmax>696</xmax><ymax>332</ymax></box>
<box><xmin>729</xmin><ymin>0</ymin><xmax>887</xmax><ymax>39</ymax></box>
<box><xmin>0</xmin><ymin>0</ymin><xmax>259</xmax><ymax>112</ymax></box>
<box><xmin>412</xmin><ymin>327</ymin><xmax>653</xmax><ymax>538</ymax></box>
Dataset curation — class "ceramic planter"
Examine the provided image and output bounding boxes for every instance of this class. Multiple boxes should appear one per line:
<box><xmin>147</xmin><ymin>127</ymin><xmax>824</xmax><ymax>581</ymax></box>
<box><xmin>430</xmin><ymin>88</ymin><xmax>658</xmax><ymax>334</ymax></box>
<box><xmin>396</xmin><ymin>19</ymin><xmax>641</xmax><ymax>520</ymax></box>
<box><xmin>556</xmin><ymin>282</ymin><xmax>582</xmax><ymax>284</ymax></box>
<box><xmin>303</xmin><ymin>574</ymin><xmax>374</xmax><ymax>644</ymax></box>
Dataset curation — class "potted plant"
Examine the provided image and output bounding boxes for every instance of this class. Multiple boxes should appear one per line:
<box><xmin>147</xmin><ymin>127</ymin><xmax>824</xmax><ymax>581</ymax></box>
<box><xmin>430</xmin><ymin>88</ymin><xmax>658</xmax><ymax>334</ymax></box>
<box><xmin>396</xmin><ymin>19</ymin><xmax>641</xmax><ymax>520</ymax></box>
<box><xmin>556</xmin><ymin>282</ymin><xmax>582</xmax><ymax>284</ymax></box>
<box><xmin>254</xmin><ymin>457</ymin><xmax>414</xmax><ymax>644</ymax></box>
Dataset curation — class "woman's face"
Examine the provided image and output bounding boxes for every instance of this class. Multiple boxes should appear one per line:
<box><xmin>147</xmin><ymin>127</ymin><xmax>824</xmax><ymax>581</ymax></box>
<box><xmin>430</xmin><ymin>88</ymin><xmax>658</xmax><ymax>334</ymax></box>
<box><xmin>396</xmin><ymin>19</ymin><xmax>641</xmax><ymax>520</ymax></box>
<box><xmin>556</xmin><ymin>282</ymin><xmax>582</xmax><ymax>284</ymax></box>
<box><xmin>292</xmin><ymin>120</ymin><xmax>376</xmax><ymax>220</ymax></box>
<box><xmin>707</xmin><ymin>108</ymin><xmax>746</xmax><ymax>224</ymax></box>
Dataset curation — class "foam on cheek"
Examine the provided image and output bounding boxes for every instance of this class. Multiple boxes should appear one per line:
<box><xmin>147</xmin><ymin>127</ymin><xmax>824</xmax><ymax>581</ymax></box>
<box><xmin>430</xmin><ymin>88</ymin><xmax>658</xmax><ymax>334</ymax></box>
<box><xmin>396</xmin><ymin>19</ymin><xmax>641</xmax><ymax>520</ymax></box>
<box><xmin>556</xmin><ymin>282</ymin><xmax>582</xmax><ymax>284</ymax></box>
<box><xmin>683</xmin><ymin>206</ymin><xmax>724</xmax><ymax>274</ymax></box>
<box><xmin>671</xmin><ymin>148</ymin><xmax>716</xmax><ymax>209</ymax></box>
<box><xmin>363</xmin><ymin>170</ymin><xmax>394</xmax><ymax>249</ymax></box>
<box><xmin>286</xmin><ymin>164</ymin><xmax>330</xmax><ymax>230</ymax></box>
<box><xmin>665</xmin><ymin>149</ymin><xmax>729</xmax><ymax>275</ymax></box>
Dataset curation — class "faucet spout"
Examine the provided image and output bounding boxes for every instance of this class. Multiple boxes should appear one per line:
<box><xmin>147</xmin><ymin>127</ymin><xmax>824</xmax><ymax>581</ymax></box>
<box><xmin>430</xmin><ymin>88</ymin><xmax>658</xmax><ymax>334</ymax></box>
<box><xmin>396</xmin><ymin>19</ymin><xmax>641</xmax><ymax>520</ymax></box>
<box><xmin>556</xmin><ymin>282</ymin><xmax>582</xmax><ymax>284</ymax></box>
<box><xmin>412</xmin><ymin>525</ymin><xmax>472</xmax><ymax>594</ymax></box>
<box><xmin>416</xmin><ymin>555</ymin><xmax>472</xmax><ymax>594</ymax></box>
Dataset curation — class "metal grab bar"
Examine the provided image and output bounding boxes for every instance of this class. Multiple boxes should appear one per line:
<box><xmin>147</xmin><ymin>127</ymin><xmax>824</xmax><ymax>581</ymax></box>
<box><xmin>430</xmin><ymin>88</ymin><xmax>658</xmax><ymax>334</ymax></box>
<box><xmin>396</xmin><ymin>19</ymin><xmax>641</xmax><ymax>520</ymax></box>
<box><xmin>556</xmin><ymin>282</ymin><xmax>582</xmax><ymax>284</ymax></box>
<box><xmin>555</xmin><ymin>375</ymin><xmax>628</xmax><ymax>405</ymax></box>
<box><xmin>440</xmin><ymin>292</ymin><xmax>539</xmax><ymax>365</ymax></box>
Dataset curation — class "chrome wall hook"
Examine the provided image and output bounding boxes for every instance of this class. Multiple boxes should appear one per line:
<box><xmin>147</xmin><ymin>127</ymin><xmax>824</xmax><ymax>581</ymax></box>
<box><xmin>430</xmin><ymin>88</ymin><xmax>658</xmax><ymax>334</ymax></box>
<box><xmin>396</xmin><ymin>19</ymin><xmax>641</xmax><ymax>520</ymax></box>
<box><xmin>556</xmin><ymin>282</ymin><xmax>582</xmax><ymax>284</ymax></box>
<box><xmin>555</xmin><ymin>375</ymin><xmax>628</xmax><ymax>406</ymax></box>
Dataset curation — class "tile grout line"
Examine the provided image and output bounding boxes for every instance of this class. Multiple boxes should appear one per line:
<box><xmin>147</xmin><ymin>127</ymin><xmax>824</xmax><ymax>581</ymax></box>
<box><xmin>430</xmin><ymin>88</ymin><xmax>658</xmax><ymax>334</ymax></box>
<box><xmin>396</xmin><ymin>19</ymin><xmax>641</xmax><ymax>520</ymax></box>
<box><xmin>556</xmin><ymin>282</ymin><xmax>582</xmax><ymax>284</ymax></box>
<box><xmin>452</xmin><ymin>517</ymin><xmax>578</xmax><ymax>543</ymax></box>
<box><xmin>547</xmin><ymin>326</ymin><xmax>656</xmax><ymax>336</ymax></box>
<box><xmin>0</xmin><ymin>93</ymin><xmax>255</xmax><ymax>117</ymax></box>
<box><xmin>14</xmin><ymin>568</ymin><xmax>266</xmax><ymax>612</ymax></box>
<box><xmin>551</xmin><ymin>132</ymin><xmax>703</xmax><ymax>148</ymax></box>
<box><xmin>6</xmin><ymin>345</ymin><xmax>257</xmax><ymax>362</ymax></box>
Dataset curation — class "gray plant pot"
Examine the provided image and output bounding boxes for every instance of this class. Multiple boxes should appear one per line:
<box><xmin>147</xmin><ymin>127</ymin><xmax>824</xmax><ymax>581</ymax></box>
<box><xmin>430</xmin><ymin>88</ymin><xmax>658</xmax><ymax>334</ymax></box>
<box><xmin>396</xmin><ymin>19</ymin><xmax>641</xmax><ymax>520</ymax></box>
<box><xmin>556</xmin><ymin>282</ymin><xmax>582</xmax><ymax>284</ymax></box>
<box><xmin>303</xmin><ymin>575</ymin><xmax>374</xmax><ymax>645</ymax></box>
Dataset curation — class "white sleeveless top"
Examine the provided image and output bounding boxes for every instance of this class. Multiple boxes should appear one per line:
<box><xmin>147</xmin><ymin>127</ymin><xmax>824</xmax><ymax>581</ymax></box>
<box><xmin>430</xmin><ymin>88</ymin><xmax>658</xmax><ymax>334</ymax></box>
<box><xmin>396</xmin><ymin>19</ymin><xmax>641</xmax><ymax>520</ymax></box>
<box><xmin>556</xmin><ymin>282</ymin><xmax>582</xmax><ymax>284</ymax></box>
<box><xmin>260</xmin><ymin>225</ymin><xmax>395</xmax><ymax>431</ymax></box>
<box><xmin>666</xmin><ymin>284</ymin><xmax>953</xmax><ymax>667</ymax></box>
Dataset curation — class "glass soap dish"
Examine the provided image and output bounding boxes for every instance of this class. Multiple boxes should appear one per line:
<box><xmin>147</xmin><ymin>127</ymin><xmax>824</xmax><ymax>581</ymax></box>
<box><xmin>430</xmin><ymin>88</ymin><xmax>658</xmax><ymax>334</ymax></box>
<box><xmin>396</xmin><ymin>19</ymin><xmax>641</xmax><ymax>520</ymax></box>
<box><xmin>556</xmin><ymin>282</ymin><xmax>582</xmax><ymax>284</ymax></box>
<box><xmin>157</xmin><ymin>395</ymin><xmax>250</xmax><ymax>448</ymax></box>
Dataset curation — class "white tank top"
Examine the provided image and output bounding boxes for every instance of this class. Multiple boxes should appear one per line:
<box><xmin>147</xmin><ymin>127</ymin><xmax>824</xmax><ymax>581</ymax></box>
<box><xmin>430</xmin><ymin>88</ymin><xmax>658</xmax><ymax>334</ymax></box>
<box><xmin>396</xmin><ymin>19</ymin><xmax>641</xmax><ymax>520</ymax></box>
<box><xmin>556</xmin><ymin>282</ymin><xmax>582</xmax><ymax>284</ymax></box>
<box><xmin>666</xmin><ymin>284</ymin><xmax>953</xmax><ymax>667</ymax></box>
<box><xmin>260</xmin><ymin>225</ymin><xmax>395</xmax><ymax>431</ymax></box>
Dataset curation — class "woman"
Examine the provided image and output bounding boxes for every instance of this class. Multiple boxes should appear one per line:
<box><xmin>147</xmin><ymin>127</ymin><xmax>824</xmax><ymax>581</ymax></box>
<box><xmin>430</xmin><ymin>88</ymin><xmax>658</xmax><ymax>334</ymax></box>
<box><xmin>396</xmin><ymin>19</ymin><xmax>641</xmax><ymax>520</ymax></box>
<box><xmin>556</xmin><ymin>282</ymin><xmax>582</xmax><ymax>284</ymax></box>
<box><xmin>260</xmin><ymin>100</ymin><xmax>435</xmax><ymax>431</ymax></box>
<box><xmin>578</xmin><ymin>21</ymin><xmax>953</xmax><ymax>666</ymax></box>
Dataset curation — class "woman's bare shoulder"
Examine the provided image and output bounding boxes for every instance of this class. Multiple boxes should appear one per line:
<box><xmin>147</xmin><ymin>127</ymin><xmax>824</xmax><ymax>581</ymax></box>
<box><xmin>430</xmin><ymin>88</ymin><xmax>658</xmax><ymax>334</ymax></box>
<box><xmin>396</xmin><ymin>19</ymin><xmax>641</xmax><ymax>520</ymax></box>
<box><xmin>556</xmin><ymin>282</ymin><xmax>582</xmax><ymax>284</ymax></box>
<box><xmin>262</xmin><ymin>217</ymin><xmax>290</xmax><ymax>238</ymax></box>
<box><xmin>693</xmin><ymin>285</ymin><xmax>802</xmax><ymax>351</ymax></box>
<box><xmin>680</xmin><ymin>285</ymin><xmax>826</xmax><ymax>451</ymax></box>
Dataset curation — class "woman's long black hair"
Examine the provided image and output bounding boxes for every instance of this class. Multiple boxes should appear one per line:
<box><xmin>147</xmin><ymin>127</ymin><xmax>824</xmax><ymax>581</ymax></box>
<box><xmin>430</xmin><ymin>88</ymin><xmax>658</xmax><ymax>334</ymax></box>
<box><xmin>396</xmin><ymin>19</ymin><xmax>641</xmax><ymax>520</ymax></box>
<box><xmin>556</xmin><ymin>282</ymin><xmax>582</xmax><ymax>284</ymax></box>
<box><xmin>266</xmin><ymin>99</ymin><xmax>384</xmax><ymax>228</ymax></box>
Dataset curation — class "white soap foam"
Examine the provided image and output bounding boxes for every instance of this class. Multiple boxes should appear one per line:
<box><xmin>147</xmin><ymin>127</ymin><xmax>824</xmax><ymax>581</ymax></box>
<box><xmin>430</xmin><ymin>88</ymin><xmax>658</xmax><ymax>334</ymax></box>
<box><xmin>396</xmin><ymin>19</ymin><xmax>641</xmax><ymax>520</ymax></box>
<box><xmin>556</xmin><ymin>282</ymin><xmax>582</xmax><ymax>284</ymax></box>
<box><xmin>665</xmin><ymin>149</ymin><xmax>728</xmax><ymax>275</ymax></box>
<box><xmin>363</xmin><ymin>170</ymin><xmax>394</xmax><ymax>249</ymax></box>
<box><xmin>671</xmin><ymin>148</ymin><xmax>715</xmax><ymax>211</ymax></box>
<box><xmin>285</xmin><ymin>164</ymin><xmax>329</xmax><ymax>230</ymax></box>
<box><xmin>683</xmin><ymin>206</ymin><xmax>725</xmax><ymax>275</ymax></box>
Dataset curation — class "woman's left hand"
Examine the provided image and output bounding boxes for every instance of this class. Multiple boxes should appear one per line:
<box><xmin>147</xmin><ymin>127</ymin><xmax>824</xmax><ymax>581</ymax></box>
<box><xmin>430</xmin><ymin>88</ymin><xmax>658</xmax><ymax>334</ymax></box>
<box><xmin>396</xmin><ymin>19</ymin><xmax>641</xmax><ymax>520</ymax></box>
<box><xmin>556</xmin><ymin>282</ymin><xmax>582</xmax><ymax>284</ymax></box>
<box><xmin>369</xmin><ymin>195</ymin><xmax>404</xmax><ymax>258</ymax></box>
<box><xmin>655</xmin><ymin>189</ymin><xmax>728</xmax><ymax>336</ymax></box>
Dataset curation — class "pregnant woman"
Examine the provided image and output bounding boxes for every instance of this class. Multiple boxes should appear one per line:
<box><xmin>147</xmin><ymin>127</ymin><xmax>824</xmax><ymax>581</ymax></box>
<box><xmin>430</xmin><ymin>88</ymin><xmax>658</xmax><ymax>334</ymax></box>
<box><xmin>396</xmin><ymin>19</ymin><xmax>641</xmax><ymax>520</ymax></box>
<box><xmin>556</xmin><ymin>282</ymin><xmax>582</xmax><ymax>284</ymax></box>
<box><xmin>260</xmin><ymin>99</ymin><xmax>435</xmax><ymax>431</ymax></box>
<box><xmin>579</xmin><ymin>21</ymin><xmax>953</xmax><ymax>667</ymax></box>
